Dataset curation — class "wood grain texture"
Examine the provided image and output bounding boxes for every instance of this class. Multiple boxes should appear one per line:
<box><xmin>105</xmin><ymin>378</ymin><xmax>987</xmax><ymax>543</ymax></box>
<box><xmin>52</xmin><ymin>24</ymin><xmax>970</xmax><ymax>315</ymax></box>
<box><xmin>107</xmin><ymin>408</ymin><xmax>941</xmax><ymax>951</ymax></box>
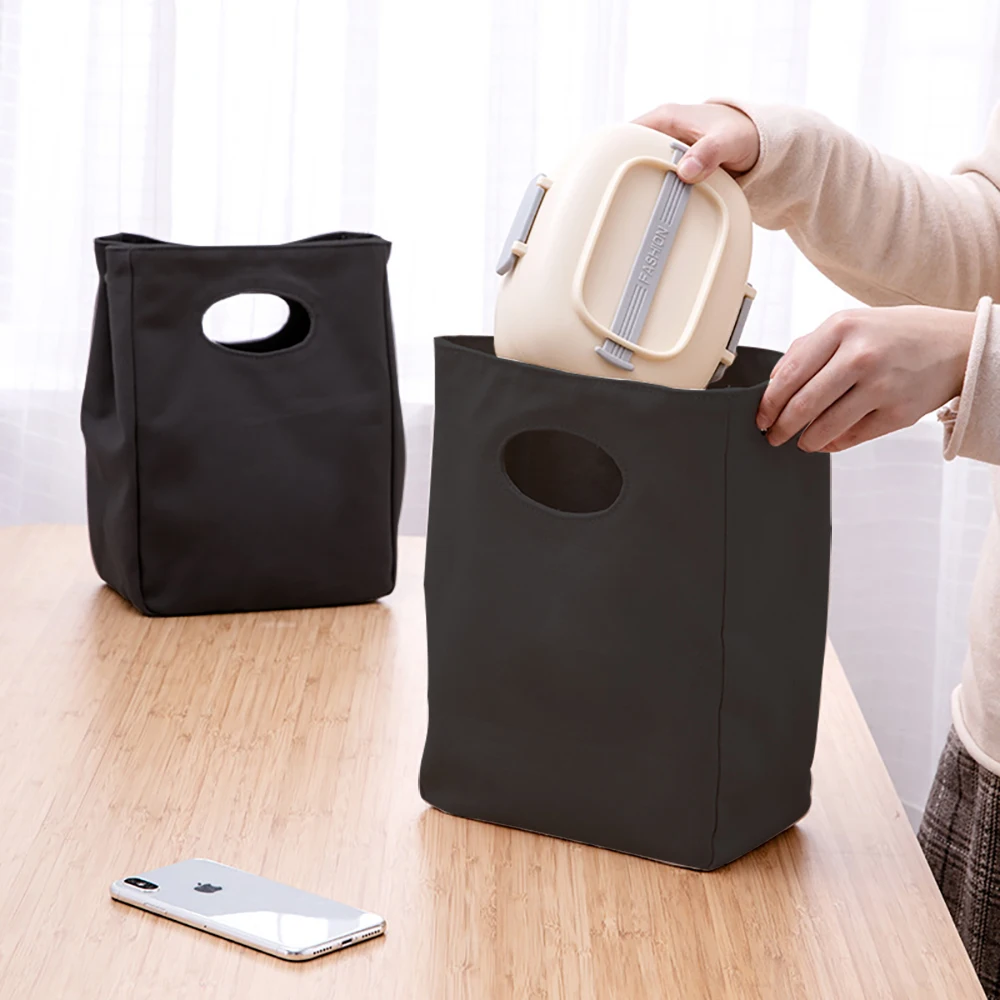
<box><xmin>0</xmin><ymin>526</ymin><xmax>984</xmax><ymax>999</ymax></box>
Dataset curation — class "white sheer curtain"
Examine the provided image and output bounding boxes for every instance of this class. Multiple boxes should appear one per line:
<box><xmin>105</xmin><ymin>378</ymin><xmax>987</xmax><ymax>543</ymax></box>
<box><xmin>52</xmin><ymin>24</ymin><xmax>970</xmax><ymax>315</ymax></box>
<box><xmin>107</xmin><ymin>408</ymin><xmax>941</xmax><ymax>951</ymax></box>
<box><xmin>1</xmin><ymin>0</ymin><xmax>997</xmax><ymax>825</ymax></box>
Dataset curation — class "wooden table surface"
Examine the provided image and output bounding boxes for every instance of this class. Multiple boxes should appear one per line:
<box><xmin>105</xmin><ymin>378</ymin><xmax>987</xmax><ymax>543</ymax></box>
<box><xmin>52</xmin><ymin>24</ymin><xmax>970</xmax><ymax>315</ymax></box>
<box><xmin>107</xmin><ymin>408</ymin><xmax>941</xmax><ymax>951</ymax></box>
<box><xmin>0</xmin><ymin>526</ymin><xmax>984</xmax><ymax>999</ymax></box>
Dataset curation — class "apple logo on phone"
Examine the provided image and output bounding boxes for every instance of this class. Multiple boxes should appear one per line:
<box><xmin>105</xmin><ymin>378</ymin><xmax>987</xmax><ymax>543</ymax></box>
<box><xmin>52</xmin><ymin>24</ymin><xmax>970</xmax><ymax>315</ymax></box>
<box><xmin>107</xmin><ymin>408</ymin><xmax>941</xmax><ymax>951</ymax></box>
<box><xmin>194</xmin><ymin>882</ymin><xmax>222</xmax><ymax>893</ymax></box>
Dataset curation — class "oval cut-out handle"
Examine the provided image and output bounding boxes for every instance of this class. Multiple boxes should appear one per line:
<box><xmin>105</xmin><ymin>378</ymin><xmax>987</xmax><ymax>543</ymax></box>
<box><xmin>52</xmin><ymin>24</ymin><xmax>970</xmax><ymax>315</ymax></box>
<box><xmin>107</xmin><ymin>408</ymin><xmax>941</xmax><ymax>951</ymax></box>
<box><xmin>202</xmin><ymin>292</ymin><xmax>311</xmax><ymax>354</ymax></box>
<box><xmin>503</xmin><ymin>429</ymin><xmax>623</xmax><ymax>514</ymax></box>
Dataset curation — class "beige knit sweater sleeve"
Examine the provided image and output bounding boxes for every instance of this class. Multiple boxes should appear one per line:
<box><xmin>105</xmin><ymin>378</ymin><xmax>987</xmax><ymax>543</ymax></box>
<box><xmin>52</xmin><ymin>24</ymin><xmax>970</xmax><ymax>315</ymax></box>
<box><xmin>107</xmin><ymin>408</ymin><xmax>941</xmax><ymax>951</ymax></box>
<box><xmin>710</xmin><ymin>98</ymin><xmax>1000</xmax><ymax>467</ymax></box>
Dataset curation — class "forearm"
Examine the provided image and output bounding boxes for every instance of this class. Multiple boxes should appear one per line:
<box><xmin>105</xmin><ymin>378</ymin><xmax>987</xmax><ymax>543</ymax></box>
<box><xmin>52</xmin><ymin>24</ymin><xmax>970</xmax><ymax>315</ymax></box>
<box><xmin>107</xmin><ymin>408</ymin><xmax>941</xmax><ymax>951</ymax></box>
<box><xmin>711</xmin><ymin>100</ymin><xmax>1000</xmax><ymax>311</ymax></box>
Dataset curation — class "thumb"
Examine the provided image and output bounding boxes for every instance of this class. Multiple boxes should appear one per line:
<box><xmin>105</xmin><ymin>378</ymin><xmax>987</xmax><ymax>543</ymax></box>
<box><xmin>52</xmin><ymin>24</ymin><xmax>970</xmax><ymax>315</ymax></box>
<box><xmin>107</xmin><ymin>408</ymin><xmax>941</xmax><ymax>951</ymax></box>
<box><xmin>676</xmin><ymin>134</ymin><xmax>723</xmax><ymax>184</ymax></box>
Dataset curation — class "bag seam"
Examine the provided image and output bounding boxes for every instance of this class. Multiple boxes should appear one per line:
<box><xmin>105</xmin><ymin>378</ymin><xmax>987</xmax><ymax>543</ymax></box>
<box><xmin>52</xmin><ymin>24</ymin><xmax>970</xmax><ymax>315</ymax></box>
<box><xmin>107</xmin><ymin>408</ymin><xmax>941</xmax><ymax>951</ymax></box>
<box><xmin>708</xmin><ymin>405</ymin><xmax>731</xmax><ymax>869</ymax></box>
<box><xmin>102</xmin><ymin>235</ymin><xmax>389</xmax><ymax>253</ymax></box>
<box><xmin>383</xmin><ymin>260</ymin><xmax>400</xmax><ymax>589</ymax></box>
<box><xmin>126</xmin><ymin>248</ymin><xmax>149</xmax><ymax>613</ymax></box>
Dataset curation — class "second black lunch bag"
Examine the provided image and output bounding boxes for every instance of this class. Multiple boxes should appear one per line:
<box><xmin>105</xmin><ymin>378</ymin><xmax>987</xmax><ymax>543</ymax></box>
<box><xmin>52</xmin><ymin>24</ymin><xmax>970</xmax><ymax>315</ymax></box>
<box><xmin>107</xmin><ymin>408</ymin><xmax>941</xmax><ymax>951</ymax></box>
<box><xmin>82</xmin><ymin>232</ymin><xmax>404</xmax><ymax>616</ymax></box>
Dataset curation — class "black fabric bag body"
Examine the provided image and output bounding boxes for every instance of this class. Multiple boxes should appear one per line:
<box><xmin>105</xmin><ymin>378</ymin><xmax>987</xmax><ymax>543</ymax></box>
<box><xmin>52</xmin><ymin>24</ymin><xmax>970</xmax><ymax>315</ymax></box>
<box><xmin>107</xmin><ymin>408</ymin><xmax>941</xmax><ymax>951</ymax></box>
<box><xmin>420</xmin><ymin>336</ymin><xmax>830</xmax><ymax>871</ymax></box>
<box><xmin>82</xmin><ymin>232</ymin><xmax>404</xmax><ymax>617</ymax></box>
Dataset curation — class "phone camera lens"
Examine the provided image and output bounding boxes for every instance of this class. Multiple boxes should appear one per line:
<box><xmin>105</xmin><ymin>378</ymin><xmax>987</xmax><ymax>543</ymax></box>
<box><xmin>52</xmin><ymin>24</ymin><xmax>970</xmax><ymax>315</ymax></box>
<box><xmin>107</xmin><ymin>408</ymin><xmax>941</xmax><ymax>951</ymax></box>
<box><xmin>124</xmin><ymin>877</ymin><xmax>159</xmax><ymax>891</ymax></box>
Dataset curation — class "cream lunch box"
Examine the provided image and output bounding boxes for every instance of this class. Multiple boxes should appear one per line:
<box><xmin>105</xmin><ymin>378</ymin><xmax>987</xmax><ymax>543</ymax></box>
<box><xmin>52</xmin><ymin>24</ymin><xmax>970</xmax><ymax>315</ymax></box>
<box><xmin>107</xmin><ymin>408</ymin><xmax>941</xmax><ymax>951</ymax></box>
<box><xmin>494</xmin><ymin>122</ymin><xmax>756</xmax><ymax>389</ymax></box>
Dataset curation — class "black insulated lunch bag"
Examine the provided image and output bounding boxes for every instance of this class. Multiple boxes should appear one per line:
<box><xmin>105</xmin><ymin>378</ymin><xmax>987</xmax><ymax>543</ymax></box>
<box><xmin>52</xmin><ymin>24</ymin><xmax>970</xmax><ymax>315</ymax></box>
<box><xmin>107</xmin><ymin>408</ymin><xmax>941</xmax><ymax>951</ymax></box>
<box><xmin>81</xmin><ymin>232</ymin><xmax>404</xmax><ymax>617</ymax></box>
<box><xmin>419</xmin><ymin>336</ymin><xmax>830</xmax><ymax>870</ymax></box>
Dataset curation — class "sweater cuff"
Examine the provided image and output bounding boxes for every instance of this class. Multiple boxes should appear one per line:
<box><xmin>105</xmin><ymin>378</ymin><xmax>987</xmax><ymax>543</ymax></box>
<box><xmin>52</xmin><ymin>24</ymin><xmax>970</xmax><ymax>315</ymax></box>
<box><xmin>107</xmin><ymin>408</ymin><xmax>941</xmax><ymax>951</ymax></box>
<box><xmin>940</xmin><ymin>296</ymin><xmax>1000</xmax><ymax>464</ymax></box>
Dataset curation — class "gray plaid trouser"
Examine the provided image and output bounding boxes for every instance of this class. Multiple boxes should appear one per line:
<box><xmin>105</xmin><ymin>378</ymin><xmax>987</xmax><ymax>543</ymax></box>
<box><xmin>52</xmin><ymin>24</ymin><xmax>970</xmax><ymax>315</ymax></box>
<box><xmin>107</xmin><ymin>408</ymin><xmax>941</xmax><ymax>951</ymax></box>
<box><xmin>919</xmin><ymin>726</ymin><xmax>1000</xmax><ymax>999</ymax></box>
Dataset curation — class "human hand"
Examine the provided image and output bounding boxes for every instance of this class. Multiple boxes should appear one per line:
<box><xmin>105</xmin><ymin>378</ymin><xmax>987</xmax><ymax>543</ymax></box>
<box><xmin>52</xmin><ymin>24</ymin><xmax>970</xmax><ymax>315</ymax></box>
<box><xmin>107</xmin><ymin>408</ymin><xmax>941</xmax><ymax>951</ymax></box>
<box><xmin>633</xmin><ymin>102</ymin><xmax>760</xmax><ymax>184</ymax></box>
<box><xmin>756</xmin><ymin>305</ymin><xmax>976</xmax><ymax>452</ymax></box>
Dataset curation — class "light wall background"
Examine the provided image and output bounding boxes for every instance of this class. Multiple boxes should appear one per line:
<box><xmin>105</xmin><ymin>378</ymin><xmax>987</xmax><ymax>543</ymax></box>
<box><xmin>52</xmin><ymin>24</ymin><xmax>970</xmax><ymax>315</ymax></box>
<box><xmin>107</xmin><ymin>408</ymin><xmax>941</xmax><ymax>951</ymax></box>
<box><xmin>1</xmin><ymin>0</ymin><xmax>997</xmax><ymax>826</ymax></box>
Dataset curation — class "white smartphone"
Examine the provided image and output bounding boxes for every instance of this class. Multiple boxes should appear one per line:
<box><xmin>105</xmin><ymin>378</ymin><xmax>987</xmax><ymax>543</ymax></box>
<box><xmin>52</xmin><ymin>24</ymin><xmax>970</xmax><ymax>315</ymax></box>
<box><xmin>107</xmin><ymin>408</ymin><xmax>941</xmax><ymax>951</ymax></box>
<box><xmin>110</xmin><ymin>858</ymin><xmax>385</xmax><ymax>961</ymax></box>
